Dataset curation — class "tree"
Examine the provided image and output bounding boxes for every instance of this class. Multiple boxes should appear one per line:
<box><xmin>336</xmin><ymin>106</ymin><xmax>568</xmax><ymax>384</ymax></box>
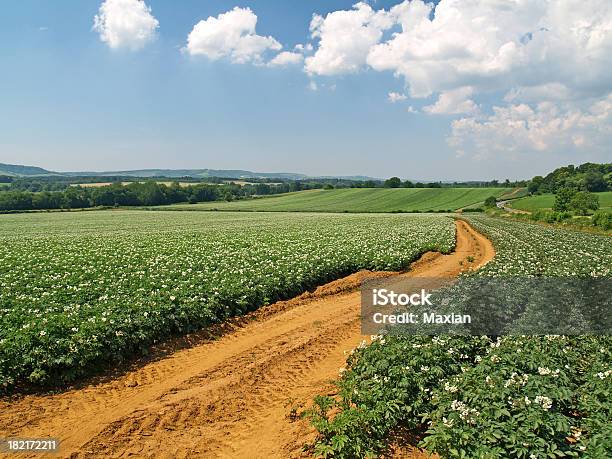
<box><xmin>137</xmin><ymin>182</ymin><xmax>166</xmax><ymax>206</ymax></box>
<box><xmin>0</xmin><ymin>191</ymin><xmax>32</xmax><ymax>210</ymax></box>
<box><xmin>484</xmin><ymin>196</ymin><xmax>497</xmax><ymax>208</ymax></box>
<box><xmin>402</xmin><ymin>180</ymin><xmax>414</xmax><ymax>188</ymax></box>
<box><xmin>553</xmin><ymin>187</ymin><xmax>577</xmax><ymax>212</ymax></box>
<box><xmin>528</xmin><ymin>176</ymin><xmax>543</xmax><ymax>194</ymax></box>
<box><xmin>384</xmin><ymin>177</ymin><xmax>402</xmax><ymax>188</ymax></box>
<box><xmin>91</xmin><ymin>187</ymin><xmax>117</xmax><ymax>207</ymax></box>
<box><xmin>584</xmin><ymin>171</ymin><xmax>607</xmax><ymax>192</ymax></box>
<box><xmin>569</xmin><ymin>191</ymin><xmax>599</xmax><ymax>215</ymax></box>
<box><xmin>63</xmin><ymin>187</ymin><xmax>90</xmax><ymax>209</ymax></box>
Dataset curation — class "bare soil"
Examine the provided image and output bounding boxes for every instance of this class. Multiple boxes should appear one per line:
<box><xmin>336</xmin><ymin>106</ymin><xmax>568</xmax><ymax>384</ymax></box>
<box><xmin>0</xmin><ymin>220</ymin><xmax>494</xmax><ymax>458</ymax></box>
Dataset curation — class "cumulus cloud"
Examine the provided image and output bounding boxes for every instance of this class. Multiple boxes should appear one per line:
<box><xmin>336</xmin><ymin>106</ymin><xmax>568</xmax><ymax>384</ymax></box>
<box><xmin>302</xmin><ymin>0</ymin><xmax>612</xmax><ymax>155</ymax></box>
<box><xmin>93</xmin><ymin>0</ymin><xmax>159</xmax><ymax>50</ymax></box>
<box><xmin>448</xmin><ymin>94</ymin><xmax>612</xmax><ymax>156</ymax></box>
<box><xmin>423</xmin><ymin>87</ymin><xmax>479</xmax><ymax>115</ymax></box>
<box><xmin>268</xmin><ymin>51</ymin><xmax>304</xmax><ymax>67</ymax></box>
<box><xmin>388</xmin><ymin>92</ymin><xmax>407</xmax><ymax>103</ymax></box>
<box><xmin>305</xmin><ymin>0</ymin><xmax>612</xmax><ymax>102</ymax></box>
<box><xmin>503</xmin><ymin>83</ymin><xmax>573</xmax><ymax>103</ymax></box>
<box><xmin>305</xmin><ymin>2</ymin><xmax>394</xmax><ymax>75</ymax></box>
<box><xmin>366</xmin><ymin>0</ymin><xmax>612</xmax><ymax>100</ymax></box>
<box><xmin>185</xmin><ymin>7</ymin><xmax>281</xmax><ymax>64</ymax></box>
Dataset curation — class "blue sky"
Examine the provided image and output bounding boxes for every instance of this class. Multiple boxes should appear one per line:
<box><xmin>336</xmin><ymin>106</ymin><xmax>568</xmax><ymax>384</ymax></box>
<box><xmin>0</xmin><ymin>1</ymin><xmax>610</xmax><ymax>180</ymax></box>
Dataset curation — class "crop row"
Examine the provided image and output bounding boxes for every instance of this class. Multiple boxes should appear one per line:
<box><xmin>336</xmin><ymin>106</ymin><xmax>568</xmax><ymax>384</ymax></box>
<box><xmin>0</xmin><ymin>211</ymin><xmax>454</xmax><ymax>390</ymax></box>
<box><xmin>309</xmin><ymin>216</ymin><xmax>611</xmax><ymax>458</ymax></box>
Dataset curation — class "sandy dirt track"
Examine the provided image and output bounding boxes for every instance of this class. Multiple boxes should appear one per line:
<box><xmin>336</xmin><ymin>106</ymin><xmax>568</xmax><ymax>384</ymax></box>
<box><xmin>0</xmin><ymin>219</ymin><xmax>495</xmax><ymax>459</ymax></box>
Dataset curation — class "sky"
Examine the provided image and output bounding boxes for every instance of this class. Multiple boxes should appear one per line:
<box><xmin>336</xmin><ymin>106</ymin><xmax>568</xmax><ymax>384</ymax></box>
<box><xmin>0</xmin><ymin>0</ymin><xmax>611</xmax><ymax>181</ymax></box>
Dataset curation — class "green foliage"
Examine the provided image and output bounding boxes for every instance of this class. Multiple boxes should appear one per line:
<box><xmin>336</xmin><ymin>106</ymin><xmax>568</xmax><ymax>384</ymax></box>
<box><xmin>0</xmin><ymin>182</ymin><xmax>250</xmax><ymax>212</ymax></box>
<box><xmin>423</xmin><ymin>336</ymin><xmax>611</xmax><ymax>458</ymax></box>
<box><xmin>384</xmin><ymin>177</ymin><xmax>402</xmax><ymax>188</ymax></box>
<box><xmin>569</xmin><ymin>192</ymin><xmax>599</xmax><ymax>216</ymax></box>
<box><xmin>307</xmin><ymin>335</ymin><xmax>491</xmax><ymax>458</ymax></box>
<box><xmin>510</xmin><ymin>192</ymin><xmax>612</xmax><ymax>213</ymax></box>
<box><xmin>592</xmin><ymin>211</ymin><xmax>612</xmax><ymax>230</ymax></box>
<box><xmin>309</xmin><ymin>216</ymin><xmax>611</xmax><ymax>458</ymax></box>
<box><xmin>531</xmin><ymin>210</ymin><xmax>572</xmax><ymax>223</ymax></box>
<box><xmin>484</xmin><ymin>196</ymin><xmax>498</xmax><ymax>208</ymax></box>
<box><xmin>584</xmin><ymin>172</ymin><xmax>607</xmax><ymax>192</ymax></box>
<box><xmin>0</xmin><ymin>212</ymin><xmax>455</xmax><ymax>390</ymax></box>
<box><xmin>528</xmin><ymin>176</ymin><xmax>544</xmax><ymax>193</ymax></box>
<box><xmin>553</xmin><ymin>188</ymin><xmax>578</xmax><ymax>212</ymax></box>
<box><xmin>527</xmin><ymin>163</ymin><xmax>611</xmax><ymax>194</ymax></box>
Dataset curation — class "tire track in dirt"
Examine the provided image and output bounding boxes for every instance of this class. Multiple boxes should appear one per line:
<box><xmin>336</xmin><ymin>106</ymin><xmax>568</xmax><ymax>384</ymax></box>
<box><xmin>0</xmin><ymin>220</ymin><xmax>495</xmax><ymax>458</ymax></box>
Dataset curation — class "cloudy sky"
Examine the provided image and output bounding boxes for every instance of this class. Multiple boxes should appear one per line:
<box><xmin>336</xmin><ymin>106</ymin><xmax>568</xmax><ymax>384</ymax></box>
<box><xmin>1</xmin><ymin>0</ymin><xmax>611</xmax><ymax>180</ymax></box>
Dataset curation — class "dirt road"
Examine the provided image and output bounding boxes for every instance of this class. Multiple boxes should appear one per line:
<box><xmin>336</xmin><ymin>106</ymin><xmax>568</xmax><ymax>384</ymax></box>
<box><xmin>0</xmin><ymin>220</ymin><xmax>494</xmax><ymax>459</ymax></box>
<box><xmin>496</xmin><ymin>200</ymin><xmax>530</xmax><ymax>214</ymax></box>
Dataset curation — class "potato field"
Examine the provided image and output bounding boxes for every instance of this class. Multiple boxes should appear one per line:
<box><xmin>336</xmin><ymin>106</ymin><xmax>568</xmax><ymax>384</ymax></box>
<box><xmin>0</xmin><ymin>211</ymin><xmax>454</xmax><ymax>390</ymax></box>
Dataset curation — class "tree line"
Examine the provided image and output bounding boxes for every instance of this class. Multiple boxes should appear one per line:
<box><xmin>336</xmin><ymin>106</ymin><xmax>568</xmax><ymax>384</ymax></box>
<box><xmin>0</xmin><ymin>181</ymin><xmax>305</xmax><ymax>212</ymax></box>
<box><xmin>527</xmin><ymin>162</ymin><xmax>611</xmax><ymax>194</ymax></box>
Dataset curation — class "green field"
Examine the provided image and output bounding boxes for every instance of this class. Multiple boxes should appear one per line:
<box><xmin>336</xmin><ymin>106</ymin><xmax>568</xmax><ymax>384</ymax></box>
<box><xmin>0</xmin><ymin>210</ymin><xmax>454</xmax><ymax>389</ymax></box>
<box><xmin>498</xmin><ymin>187</ymin><xmax>529</xmax><ymax>200</ymax></box>
<box><xmin>311</xmin><ymin>215</ymin><xmax>612</xmax><ymax>458</ymax></box>
<box><xmin>162</xmin><ymin>188</ymin><xmax>513</xmax><ymax>213</ymax></box>
<box><xmin>510</xmin><ymin>191</ymin><xmax>612</xmax><ymax>212</ymax></box>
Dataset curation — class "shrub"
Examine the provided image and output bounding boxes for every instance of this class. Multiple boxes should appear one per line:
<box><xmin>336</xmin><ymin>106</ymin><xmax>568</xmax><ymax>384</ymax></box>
<box><xmin>484</xmin><ymin>196</ymin><xmax>497</xmax><ymax>208</ymax></box>
<box><xmin>531</xmin><ymin>210</ymin><xmax>571</xmax><ymax>223</ymax></box>
<box><xmin>553</xmin><ymin>188</ymin><xmax>577</xmax><ymax>212</ymax></box>
<box><xmin>569</xmin><ymin>191</ymin><xmax>599</xmax><ymax>216</ymax></box>
<box><xmin>592</xmin><ymin>211</ymin><xmax>612</xmax><ymax>230</ymax></box>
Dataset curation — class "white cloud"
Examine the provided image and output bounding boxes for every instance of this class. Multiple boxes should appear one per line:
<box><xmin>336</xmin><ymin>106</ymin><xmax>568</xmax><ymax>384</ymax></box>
<box><xmin>304</xmin><ymin>0</ymin><xmax>611</xmax><ymax>102</ymax></box>
<box><xmin>294</xmin><ymin>43</ymin><xmax>314</xmax><ymax>53</ymax></box>
<box><xmin>366</xmin><ymin>0</ymin><xmax>612</xmax><ymax>100</ymax></box>
<box><xmin>184</xmin><ymin>7</ymin><xmax>281</xmax><ymax>64</ymax></box>
<box><xmin>423</xmin><ymin>87</ymin><xmax>479</xmax><ymax>115</ymax></box>
<box><xmin>308</xmin><ymin>81</ymin><xmax>318</xmax><ymax>91</ymax></box>
<box><xmin>448</xmin><ymin>94</ymin><xmax>612</xmax><ymax>156</ymax></box>
<box><xmin>268</xmin><ymin>51</ymin><xmax>304</xmax><ymax>67</ymax></box>
<box><xmin>93</xmin><ymin>0</ymin><xmax>159</xmax><ymax>50</ymax></box>
<box><xmin>302</xmin><ymin>0</ymin><xmax>612</xmax><ymax>155</ymax></box>
<box><xmin>388</xmin><ymin>92</ymin><xmax>407</xmax><ymax>103</ymax></box>
<box><xmin>503</xmin><ymin>83</ymin><xmax>573</xmax><ymax>103</ymax></box>
<box><xmin>305</xmin><ymin>2</ymin><xmax>394</xmax><ymax>75</ymax></box>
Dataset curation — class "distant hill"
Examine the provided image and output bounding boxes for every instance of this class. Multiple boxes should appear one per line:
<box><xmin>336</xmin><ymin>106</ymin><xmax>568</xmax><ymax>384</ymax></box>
<box><xmin>65</xmin><ymin>169</ymin><xmax>380</xmax><ymax>181</ymax></box>
<box><xmin>62</xmin><ymin>168</ymin><xmax>310</xmax><ymax>180</ymax></box>
<box><xmin>0</xmin><ymin>162</ymin><xmax>379</xmax><ymax>181</ymax></box>
<box><xmin>0</xmin><ymin>163</ymin><xmax>59</xmax><ymax>176</ymax></box>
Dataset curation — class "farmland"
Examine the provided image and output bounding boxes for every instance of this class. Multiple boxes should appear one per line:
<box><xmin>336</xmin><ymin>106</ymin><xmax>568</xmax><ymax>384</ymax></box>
<box><xmin>0</xmin><ymin>210</ymin><xmax>454</xmax><ymax>390</ymax></box>
<box><xmin>160</xmin><ymin>187</ymin><xmax>513</xmax><ymax>212</ymax></box>
<box><xmin>309</xmin><ymin>215</ymin><xmax>612</xmax><ymax>457</ymax></box>
<box><xmin>510</xmin><ymin>191</ymin><xmax>612</xmax><ymax>212</ymax></box>
<box><xmin>1</xmin><ymin>207</ymin><xmax>610</xmax><ymax>457</ymax></box>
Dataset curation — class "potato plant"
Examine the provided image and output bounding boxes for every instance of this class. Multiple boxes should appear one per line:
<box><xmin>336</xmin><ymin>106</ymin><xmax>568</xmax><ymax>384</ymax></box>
<box><xmin>0</xmin><ymin>211</ymin><xmax>455</xmax><ymax>390</ymax></box>
<box><xmin>309</xmin><ymin>216</ymin><xmax>611</xmax><ymax>458</ymax></box>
